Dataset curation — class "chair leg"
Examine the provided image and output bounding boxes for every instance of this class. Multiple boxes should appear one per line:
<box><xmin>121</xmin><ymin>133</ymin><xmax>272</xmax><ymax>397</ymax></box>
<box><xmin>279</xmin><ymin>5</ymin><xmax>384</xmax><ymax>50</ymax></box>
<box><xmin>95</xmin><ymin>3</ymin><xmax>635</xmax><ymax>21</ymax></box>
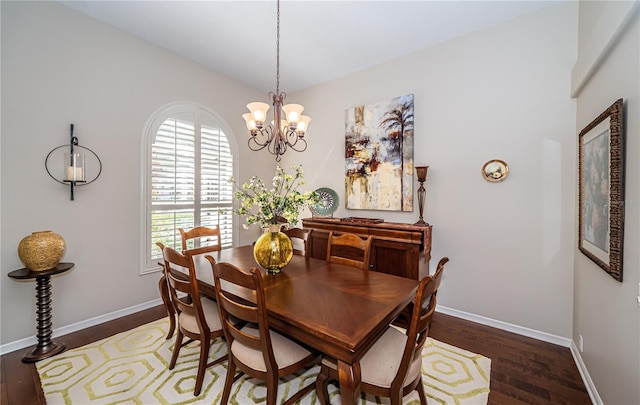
<box><xmin>169</xmin><ymin>328</ymin><xmax>183</xmax><ymax>370</ymax></box>
<box><xmin>390</xmin><ymin>391</ymin><xmax>403</xmax><ymax>405</ymax></box>
<box><xmin>416</xmin><ymin>376</ymin><xmax>427</xmax><ymax>405</ymax></box>
<box><xmin>220</xmin><ymin>358</ymin><xmax>237</xmax><ymax>405</ymax></box>
<box><xmin>159</xmin><ymin>275</ymin><xmax>176</xmax><ymax>340</ymax></box>
<box><xmin>315</xmin><ymin>364</ymin><xmax>331</xmax><ymax>405</ymax></box>
<box><xmin>266</xmin><ymin>373</ymin><xmax>279</xmax><ymax>405</ymax></box>
<box><xmin>193</xmin><ymin>338</ymin><xmax>211</xmax><ymax>396</ymax></box>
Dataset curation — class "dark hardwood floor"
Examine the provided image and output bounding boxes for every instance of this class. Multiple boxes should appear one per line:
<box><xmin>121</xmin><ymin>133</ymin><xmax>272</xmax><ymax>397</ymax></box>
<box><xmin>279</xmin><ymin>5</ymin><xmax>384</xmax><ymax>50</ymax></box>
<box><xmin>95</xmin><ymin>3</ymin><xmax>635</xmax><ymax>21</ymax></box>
<box><xmin>1</xmin><ymin>305</ymin><xmax>591</xmax><ymax>404</ymax></box>
<box><xmin>428</xmin><ymin>313</ymin><xmax>591</xmax><ymax>405</ymax></box>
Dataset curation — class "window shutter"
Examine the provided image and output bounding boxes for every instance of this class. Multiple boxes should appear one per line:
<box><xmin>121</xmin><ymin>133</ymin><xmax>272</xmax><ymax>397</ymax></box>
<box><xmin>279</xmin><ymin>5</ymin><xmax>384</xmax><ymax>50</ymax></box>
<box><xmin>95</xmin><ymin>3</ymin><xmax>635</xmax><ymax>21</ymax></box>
<box><xmin>147</xmin><ymin>107</ymin><xmax>234</xmax><ymax>268</ymax></box>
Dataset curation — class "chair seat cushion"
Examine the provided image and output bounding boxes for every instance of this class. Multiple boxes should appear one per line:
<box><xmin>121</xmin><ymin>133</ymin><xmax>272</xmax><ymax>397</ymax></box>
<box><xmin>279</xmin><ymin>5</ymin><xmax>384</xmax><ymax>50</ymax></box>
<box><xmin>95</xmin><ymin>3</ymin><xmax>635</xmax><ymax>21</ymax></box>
<box><xmin>178</xmin><ymin>297</ymin><xmax>222</xmax><ymax>334</ymax></box>
<box><xmin>321</xmin><ymin>326</ymin><xmax>421</xmax><ymax>388</ymax></box>
<box><xmin>231</xmin><ymin>325</ymin><xmax>312</xmax><ymax>372</ymax></box>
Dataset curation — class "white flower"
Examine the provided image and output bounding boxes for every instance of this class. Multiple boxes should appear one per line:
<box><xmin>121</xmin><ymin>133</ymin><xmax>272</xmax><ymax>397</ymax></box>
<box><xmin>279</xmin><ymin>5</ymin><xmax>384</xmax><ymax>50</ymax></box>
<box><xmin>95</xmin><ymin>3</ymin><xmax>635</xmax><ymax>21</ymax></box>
<box><xmin>228</xmin><ymin>165</ymin><xmax>320</xmax><ymax>229</ymax></box>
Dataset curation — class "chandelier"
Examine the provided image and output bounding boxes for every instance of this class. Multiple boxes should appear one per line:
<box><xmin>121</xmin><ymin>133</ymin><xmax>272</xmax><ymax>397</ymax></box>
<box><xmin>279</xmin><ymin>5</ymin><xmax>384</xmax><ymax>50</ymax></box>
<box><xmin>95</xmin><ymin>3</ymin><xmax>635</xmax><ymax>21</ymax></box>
<box><xmin>242</xmin><ymin>0</ymin><xmax>310</xmax><ymax>162</ymax></box>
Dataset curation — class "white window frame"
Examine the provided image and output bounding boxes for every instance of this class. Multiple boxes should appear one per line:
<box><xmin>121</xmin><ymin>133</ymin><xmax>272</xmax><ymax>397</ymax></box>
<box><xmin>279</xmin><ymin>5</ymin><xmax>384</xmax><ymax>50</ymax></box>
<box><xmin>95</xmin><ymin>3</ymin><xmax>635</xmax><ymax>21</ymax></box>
<box><xmin>140</xmin><ymin>102</ymin><xmax>238</xmax><ymax>275</ymax></box>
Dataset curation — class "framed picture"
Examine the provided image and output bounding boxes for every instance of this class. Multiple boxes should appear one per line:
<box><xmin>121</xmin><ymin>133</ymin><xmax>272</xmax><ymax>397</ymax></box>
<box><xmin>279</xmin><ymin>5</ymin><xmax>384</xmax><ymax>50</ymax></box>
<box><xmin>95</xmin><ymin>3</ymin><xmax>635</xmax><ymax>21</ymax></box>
<box><xmin>344</xmin><ymin>94</ymin><xmax>414</xmax><ymax>211</ymax></box>
<box><xmin>481</xmin><ymin>159</ymin><xmax>509</xmax><ymax>182</ymax></box>
<box><xmin>578</xmin><ymin>98</ymin><xmax>624</xmax><ymax>282</ymax></box>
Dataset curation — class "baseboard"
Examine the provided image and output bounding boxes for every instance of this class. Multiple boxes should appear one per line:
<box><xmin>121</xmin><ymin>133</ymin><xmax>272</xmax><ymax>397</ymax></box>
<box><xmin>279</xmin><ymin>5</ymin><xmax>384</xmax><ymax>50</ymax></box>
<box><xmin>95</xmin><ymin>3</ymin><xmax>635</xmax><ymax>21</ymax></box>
<box><xmin>570</xmin><ymin>341</ymin><xmax>602</xmax><ymax>405</ymax></box>
<box><xmin>436</xmin><ymin>305</ymin><xmax>572</xmax><ymax>347</ymax></box>
<box><xmin>0</xmin><ymin>298</ymin><xmax>163</xmax><ymax>356</ymax></box>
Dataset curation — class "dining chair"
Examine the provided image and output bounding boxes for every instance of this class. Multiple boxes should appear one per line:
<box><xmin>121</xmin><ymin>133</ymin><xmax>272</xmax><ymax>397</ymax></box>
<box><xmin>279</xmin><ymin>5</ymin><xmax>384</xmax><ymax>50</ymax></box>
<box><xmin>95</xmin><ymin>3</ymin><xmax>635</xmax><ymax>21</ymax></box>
<box><xmin>207</xmin><ymin>256</ymin><xmax>321</xmax><ymax>405</ymax></box>
<box><xmin>162</xmin><ymin>246</ymin><xmax>227</xmax><ymax>396</ymax></box>
<box><xmin>326</xmin><ymin>231</ymin><xmax>373</xmax><ymax>270</ymax></box>
<box><xmin>156</xmin><ymin>242</ymin><xmax>177</xmax><ymax>340</ymax></box>
<box><xmin>316</xmin><ymin>257</ymin><xmax>450</xmax><ymax>405</ymax></box>
<box><xmin>283</xmin><ymin>227</ymin><xmax>313</xmax><ymax>258</ymax></box>
<box><xmin>179</xmin><ymin>225</ymin><xmax>222</xmax><ymax>255</ymax></box>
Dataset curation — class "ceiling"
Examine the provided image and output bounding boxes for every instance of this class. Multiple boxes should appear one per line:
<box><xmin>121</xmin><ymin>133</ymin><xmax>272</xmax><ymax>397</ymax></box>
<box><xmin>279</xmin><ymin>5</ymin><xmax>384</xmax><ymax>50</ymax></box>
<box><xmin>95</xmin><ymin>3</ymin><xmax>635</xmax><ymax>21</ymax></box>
<box><xmin>59</xmin><ymin>1</ymin><xmax>561</xmax><ymax>93</ymax></box>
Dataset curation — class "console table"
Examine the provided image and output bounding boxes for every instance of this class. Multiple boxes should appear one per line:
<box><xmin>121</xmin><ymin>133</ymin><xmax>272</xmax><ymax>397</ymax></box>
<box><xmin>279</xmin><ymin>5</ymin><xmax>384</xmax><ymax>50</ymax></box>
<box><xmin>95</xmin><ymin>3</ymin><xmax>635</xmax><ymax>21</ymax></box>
<box><xmin>302</xmin><ymin>218</ymin><xmax>432</xmax><ymax>280</ymax></box>
<box><xmin>8</xmin><ymin>262</ymin><xmax>73</xmax><ymax>362</ymax></box>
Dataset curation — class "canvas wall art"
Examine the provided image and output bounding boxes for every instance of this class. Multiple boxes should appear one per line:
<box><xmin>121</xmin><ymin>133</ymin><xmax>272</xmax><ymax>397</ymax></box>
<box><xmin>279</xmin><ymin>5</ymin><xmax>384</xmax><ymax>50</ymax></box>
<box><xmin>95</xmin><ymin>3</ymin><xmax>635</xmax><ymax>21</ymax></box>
<box><xmin>345</xmin><ymin>94</ymin><xmax>414</xmax><ymax>211</ymax></box>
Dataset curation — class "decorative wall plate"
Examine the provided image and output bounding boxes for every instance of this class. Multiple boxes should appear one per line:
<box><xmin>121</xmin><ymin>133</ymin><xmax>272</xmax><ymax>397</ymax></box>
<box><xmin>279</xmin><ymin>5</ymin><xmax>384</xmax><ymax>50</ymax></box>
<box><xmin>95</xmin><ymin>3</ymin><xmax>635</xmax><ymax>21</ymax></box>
<box><xmin>310</xmin><ymin>187</ymin><xmax>339</xmax><ymax>217</ymax></box>
<box><xmin>482</xmin><ymin>159</ymin><xmax>509</xmax><ymax>182</ymax></box>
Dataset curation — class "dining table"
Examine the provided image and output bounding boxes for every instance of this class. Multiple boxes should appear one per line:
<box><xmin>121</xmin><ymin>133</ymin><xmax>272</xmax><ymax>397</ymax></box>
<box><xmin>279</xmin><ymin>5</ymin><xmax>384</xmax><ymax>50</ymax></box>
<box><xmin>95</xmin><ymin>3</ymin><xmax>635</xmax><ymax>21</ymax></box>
<box><xmin>158</xmin><ymin>245</ymin><xmax>418</xmax><ymax>405</ymax></box>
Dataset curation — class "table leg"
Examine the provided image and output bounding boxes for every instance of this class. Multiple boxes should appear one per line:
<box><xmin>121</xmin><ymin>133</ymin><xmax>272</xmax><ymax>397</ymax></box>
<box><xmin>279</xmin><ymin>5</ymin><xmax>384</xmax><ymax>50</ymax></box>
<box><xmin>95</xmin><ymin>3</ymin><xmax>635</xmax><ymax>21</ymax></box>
<box><xmin>337</xmin><ymin>359</ymin><xmax>361</xmax><ymax>405</ymax></box>
<box><xmin>159</xmin><ymin>274</ymin><xmax>176</xmax><ymax>339</ymax></box>
<box><xmin>22</xmin><ymin>275</ymin><xmax>66</xmax><ymax>363</ymax></box>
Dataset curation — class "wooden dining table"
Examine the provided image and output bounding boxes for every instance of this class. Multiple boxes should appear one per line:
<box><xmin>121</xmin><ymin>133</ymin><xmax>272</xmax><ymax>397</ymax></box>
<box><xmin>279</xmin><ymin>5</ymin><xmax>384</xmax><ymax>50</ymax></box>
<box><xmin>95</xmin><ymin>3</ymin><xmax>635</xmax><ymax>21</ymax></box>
<box><xmin>159</xmin><ymin>245</ymin><xmax>418</xmax><ymax>405</ymax></box>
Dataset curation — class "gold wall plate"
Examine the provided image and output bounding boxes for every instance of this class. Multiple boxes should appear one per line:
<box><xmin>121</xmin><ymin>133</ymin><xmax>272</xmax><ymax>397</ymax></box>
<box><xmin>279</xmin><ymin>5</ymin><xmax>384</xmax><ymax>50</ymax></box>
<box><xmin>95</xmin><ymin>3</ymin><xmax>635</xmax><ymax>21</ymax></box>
<box><xmin>482</xmin><ymin>159</ymin><xmax>509</xmax><ymax>182</ymax></box>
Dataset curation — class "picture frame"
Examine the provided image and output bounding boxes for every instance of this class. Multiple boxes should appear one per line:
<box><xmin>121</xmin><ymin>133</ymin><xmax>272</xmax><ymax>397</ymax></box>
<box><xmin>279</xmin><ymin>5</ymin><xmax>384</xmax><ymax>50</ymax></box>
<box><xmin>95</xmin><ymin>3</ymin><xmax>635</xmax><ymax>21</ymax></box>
<box><xmin>481</xmin><ymin>159</ymin><xmax>509</xmax><ymax>182</ymax></box>
<box><xmin>578</xmin><ymin>98</ymin><xmax>624</xmax><ymax>282</ymax></box>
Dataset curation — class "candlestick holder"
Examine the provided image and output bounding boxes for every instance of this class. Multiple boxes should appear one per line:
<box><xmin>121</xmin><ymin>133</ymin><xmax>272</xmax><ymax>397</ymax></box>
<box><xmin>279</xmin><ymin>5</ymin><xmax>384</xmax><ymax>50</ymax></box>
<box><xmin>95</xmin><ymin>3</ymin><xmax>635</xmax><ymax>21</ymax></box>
<box><xmin>45</xmin><ymin>124</ymin><xmax>102</xmax><ymax>201</ymax></box>
<box><xmin>414</xmin><ymin>166</ymin><xmax>429</xmax><ymax>226</ymax></box>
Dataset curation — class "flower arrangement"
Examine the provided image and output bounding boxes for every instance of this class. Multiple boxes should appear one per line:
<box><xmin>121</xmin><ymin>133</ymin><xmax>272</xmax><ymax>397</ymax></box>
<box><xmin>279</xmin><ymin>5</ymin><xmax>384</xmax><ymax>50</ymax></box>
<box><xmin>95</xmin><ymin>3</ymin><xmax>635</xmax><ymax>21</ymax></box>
<box><xmin>230</xmin><ymin>165</ymin><xmax>319</xmax><ymax>229</ymax></box>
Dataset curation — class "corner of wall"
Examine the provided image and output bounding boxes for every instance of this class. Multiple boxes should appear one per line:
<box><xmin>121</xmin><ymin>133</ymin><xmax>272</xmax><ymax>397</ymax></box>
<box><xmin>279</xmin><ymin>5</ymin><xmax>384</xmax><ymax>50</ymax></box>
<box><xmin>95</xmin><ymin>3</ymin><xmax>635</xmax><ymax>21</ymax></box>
<box><xmin>571</xmin><ymin>1</ymin><xmax>640</xmax><ymax>98</ymax></box>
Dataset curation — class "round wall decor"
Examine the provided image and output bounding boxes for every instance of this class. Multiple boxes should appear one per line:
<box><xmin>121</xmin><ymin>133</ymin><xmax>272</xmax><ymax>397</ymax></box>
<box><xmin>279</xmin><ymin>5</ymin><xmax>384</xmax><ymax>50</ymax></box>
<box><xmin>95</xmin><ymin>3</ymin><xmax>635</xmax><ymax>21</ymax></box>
<box><xmin>482</xmin><ymin>159</ymin><xmax>509</xmax><ymax>182</ymax></box>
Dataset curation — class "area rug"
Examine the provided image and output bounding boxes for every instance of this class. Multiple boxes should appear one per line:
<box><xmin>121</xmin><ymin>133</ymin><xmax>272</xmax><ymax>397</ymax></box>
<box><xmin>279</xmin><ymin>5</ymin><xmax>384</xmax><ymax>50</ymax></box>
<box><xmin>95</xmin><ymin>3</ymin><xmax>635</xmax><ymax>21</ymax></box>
<box><xmin>37</xmin><ymin>319</ymin><xmax>490</xmax><ymax>404</ymax></box>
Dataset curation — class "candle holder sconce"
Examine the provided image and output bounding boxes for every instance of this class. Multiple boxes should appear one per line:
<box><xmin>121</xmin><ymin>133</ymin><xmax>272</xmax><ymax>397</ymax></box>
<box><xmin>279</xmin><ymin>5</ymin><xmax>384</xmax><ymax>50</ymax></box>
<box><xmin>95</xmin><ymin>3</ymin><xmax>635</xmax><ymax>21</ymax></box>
<box><xmin>414</xmin><ymin>166</ymin><xmax>429</xmax><ymax>226</ymax></box>
<box><xmin>45</xmin><ymin>124</ymin><xmax>102</xmax><ymax>201</ymax></box>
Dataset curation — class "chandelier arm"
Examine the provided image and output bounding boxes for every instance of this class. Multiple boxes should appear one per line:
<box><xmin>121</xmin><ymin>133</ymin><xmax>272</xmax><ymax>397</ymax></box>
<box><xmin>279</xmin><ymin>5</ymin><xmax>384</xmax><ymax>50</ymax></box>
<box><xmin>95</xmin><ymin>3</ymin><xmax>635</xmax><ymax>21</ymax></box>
<box><xmin>283</xmin><ymin>128</ymin><xmax>300</xmax><ymax>146</ymax></box>
<box><xmin>248</xmin><ymin>127</ymin><xmax>275</xmax><ymax>151</ymax></box>
<box><xmin>286</xmin><ymin>136</ymin><xmax>308</xmax><ymax>152</ymax></box>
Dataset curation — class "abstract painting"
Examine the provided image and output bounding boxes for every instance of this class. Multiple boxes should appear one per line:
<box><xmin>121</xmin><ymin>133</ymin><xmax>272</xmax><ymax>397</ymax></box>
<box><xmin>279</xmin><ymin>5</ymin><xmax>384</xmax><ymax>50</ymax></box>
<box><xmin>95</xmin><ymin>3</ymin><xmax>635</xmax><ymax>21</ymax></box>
<box><xmin>345</xmin><ymin>94</ymin><xmax>414</xmax><ymax>211</ymax></box>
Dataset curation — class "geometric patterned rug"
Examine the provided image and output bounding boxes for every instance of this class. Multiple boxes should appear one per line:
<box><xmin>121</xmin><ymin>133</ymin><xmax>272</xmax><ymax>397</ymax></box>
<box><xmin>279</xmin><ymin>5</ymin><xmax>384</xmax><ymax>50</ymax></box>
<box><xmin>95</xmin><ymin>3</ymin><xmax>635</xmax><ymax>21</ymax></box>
<box><xmin>37</xmin><ymin>319</ymin><xmax>490</xmax><ymax>404</ymax></box>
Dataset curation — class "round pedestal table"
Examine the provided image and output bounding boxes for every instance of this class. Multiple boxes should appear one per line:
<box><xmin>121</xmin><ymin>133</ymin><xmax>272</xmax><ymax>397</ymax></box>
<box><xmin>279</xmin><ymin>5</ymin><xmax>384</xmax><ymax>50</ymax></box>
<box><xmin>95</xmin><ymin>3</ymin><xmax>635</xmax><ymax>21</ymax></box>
<box><xmin>8</xmin><ymin>262</ymin><xmax>74</xmax><ymax>363</ymax></box>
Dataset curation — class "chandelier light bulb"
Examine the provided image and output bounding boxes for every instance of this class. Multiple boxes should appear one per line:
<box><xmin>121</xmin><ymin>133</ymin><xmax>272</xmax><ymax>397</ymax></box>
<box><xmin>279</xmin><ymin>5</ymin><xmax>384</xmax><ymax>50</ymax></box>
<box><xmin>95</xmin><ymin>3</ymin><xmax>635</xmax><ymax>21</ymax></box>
<box><xmin>247</xmin><ymin>102</ymin><xmax>270</xmax><ymax>126</ymax></box>
<box><xmin>297</xmin><ymin>116</ymin><xmax>311</xmax><ymax>136</ymax></box>
<box><xmin>242</xmin><ymin>113</ymin><xmax>258</xmax><ymax>132</ymax></box>
<box><xmin>282</xmin><ymin>104</ymin><xmax>304</xmax><ymax>123</ymax></box>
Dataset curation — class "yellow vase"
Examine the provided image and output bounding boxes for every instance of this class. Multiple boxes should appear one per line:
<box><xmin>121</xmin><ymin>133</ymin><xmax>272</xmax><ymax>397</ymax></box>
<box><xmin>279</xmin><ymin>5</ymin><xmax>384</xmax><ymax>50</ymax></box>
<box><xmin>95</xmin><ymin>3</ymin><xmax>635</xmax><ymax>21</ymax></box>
<box><xmin>253</xmin><ymin>224</ymin><xmax>293</xmax><ymax>274</ymax></box>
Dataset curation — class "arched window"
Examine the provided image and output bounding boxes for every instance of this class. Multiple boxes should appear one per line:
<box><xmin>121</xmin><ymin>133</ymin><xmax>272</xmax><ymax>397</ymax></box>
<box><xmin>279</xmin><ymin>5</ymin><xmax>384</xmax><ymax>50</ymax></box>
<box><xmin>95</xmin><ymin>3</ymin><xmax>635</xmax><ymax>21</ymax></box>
<box><xmin>141</xmin><ymin>103</ymin><xmax>236</xmax><ymax>274</ymax></box>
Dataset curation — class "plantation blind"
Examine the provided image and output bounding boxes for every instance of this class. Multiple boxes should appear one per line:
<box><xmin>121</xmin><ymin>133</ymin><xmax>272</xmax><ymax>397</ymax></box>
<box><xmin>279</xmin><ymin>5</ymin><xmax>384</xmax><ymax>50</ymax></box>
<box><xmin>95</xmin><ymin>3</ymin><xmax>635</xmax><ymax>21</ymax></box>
<box><xmin>148</xmin><ymin>109</ymin><xmax>233</xmax><ymax>267</ymax></box>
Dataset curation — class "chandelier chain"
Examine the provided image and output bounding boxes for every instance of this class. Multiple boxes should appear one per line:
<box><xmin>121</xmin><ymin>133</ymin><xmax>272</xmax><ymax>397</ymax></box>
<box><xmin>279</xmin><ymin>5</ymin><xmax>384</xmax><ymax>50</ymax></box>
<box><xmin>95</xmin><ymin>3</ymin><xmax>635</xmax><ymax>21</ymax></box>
<box><xmin>276</xmin><ymin>0</ymin><xmax>280</xmax><ymax>95</ymax></box>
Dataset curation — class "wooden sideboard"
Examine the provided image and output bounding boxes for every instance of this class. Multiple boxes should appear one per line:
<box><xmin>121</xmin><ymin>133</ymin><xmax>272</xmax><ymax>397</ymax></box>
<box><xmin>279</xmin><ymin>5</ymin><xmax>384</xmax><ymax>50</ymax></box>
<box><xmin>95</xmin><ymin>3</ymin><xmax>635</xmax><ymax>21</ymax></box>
<box><xmin>301</xmin><ymin>217</ymin><xmax>432</xmax><ymax>280</ymax></box>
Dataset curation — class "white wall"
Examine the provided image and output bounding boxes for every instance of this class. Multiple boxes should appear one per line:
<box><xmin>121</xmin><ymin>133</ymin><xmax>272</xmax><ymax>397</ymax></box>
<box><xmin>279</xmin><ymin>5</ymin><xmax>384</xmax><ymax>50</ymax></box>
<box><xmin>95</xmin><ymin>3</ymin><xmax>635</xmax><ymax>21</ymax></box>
<box><xmin>572</xmin><ymin>2</ymin><xmax>640</xmax><ymax>404</ymax></box>
<box><xmin>0</xmin><ymin>1</ymin><xmax>268</xmax><ymax>345</ymax></box>
<box><xmin>287</xmin><ymin>3</ymin><xmax>578</xmax><ymax>338</ymax></box>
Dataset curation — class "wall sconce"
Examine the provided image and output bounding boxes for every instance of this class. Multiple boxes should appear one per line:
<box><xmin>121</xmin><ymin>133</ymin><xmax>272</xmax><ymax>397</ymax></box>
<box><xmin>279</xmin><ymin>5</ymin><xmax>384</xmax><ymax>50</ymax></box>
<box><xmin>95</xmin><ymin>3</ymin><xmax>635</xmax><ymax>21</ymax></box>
<box><xmin>45</xmin><ymin>124</ymin><xmax>102</xmax><ymax>201</ymax></box>
<box><xmin>414</xmin><ymin>166</ymin><xmax>429</xmax><ymax>226</ymax></box>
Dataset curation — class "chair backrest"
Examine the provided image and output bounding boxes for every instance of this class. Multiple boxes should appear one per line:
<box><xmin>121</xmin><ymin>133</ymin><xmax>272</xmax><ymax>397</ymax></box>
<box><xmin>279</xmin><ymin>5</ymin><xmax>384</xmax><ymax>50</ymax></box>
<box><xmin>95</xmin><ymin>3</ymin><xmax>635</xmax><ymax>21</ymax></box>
<box><xmin>210</xmin><ymin>259</ymin><xmax>278</xmax><ymax>374</ymax></box>
<box><xmin>162</xmin><ymin>246</ymin><xmax>211</xmax><ymax>336</ymax></box>
<box><xmin>395</xmin><ymin>257</ymin><xmax>448</xmax><ymax>386</ymax></box>
<box><xmin>326</xmin><ymin>231</ymin><xmax>372</xmax><ymax>270</ymax></box>
<box><xmin>283</xmin><ymin>228</ymin><xmax>313</xmax><ymax>258</ymax></box>
<box><xmin>179</xmin><ymin>226</ymin><xmax>222</xmax><ymax>255</ymax></box>
<box><xmin>156</xmin><ymin>241</ymin><xmax>166</xmax><ymax>263</ymax></box>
